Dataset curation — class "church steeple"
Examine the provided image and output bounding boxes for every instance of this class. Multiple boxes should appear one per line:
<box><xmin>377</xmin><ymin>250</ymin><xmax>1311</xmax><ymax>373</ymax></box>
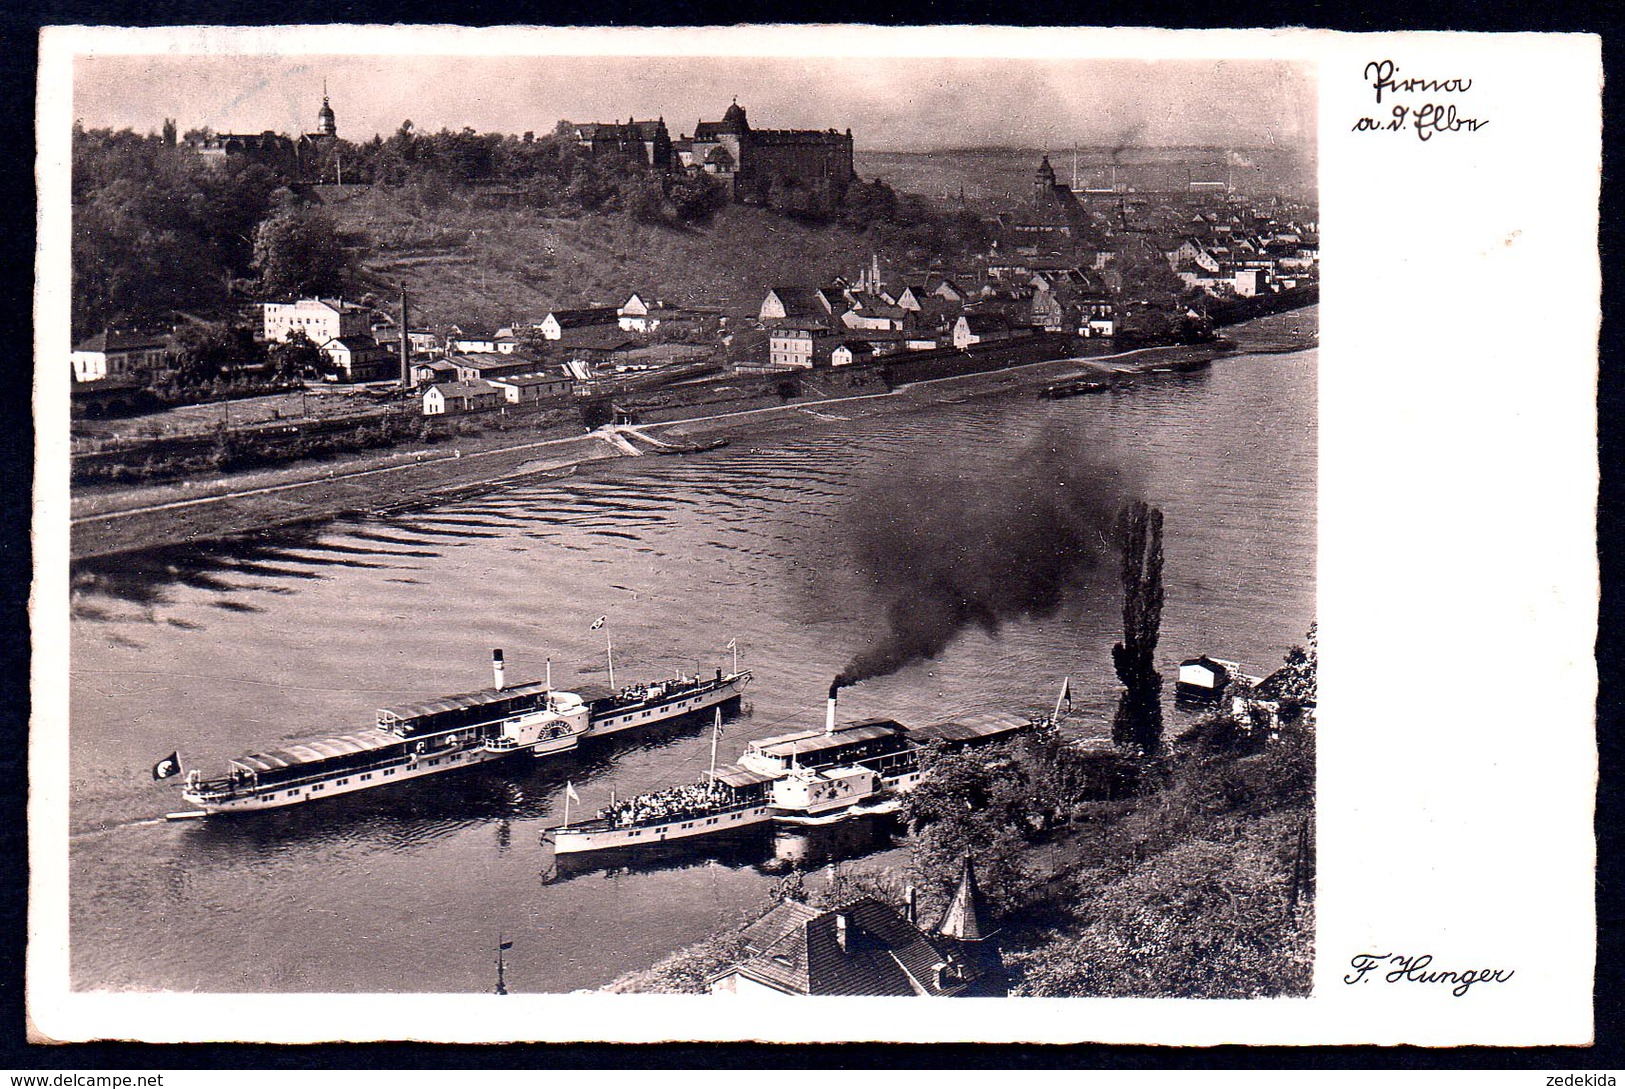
<box><xmin>317</xmin><ymin>81</ymin><xmax>337</xmax><ymax>138</ymax></box>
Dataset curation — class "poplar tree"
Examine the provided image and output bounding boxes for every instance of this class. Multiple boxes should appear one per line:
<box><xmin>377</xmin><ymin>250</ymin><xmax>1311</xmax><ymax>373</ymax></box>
<box><xmin>1111</xmin><ymin>501</ymin><xmax>1165</xmax><ymax>754</ymax></box>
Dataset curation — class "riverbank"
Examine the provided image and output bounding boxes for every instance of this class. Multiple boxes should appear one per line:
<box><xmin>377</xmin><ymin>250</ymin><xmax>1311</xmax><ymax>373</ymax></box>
<box><xmin>68</xmin><ymin>307</ymin><xmax>1315</xmax><ymax>560</ymax></box>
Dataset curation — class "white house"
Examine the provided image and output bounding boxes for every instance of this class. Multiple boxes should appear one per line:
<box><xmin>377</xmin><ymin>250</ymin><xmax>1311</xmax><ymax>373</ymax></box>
<box><xmin>830</xmin><ymin>340</ymin><xmax>877</xmax><ymax>368</ymax></box>
<box><xmin>538</xmin><ymin>307</ymin><xmax>619</xmax><ymax>340</ymax></box>
<box><xmin>72</xmin><ymin>329</ymin><xmax>171</xmax><ymax>382</ymax></box>
<box><xmin>767</xmin><ymin>327</ymin><xmax>818</xmax><ymax>369</ymax></box>
<box><xmin>952</xmin><ymin>313</ymin><xmax>1022</xmax><ymax>349</ymax></box>
<box><xmin>617</xmin><ymin>292</ymin><xmax>669</xmax><ymax>333</ymax></box>
<box><xmin>263</xmin><ymin>298</ymin><xmax>371</xmax><ymax>344</ymax></box>
<box><xmin>319</xmin><ymin>335</ymin><xmax>394</xmax><ymax>383</ymax></box>
<box><xmin>422</xmin><ymin>380</ymin><xmax>501</xmax><ymax>415</ymax></box>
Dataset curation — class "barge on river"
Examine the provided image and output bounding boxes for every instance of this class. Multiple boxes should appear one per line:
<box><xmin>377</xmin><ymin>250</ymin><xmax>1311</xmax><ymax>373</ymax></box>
<box><xmin>178</xmin><ymin>650</ymin><xmax>751</xmax><ymax>815</ymax></box>
<box><xmin>549</xmin><ymin>684</ymin><xmax>1041</xmax><ymax>855</ymax></box>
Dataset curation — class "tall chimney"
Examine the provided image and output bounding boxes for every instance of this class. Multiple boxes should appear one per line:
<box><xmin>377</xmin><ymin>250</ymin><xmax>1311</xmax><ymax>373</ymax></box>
<box><xmin>826</xmin><ymin>682</ymin><xmax>839</xmax><ymax>735</ymax></box>
<box><xmin>398</xmin><ymin>287</ymin><xmax>411</xmax><ymax>388</ymax></box>
<box><xmin>492</xmin><ymin>649</ymin><xmax>506</xmax><ymax>691</ymax></box>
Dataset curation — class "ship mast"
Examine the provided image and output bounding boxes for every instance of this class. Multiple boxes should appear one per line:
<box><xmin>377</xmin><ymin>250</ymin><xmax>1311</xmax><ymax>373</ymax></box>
<box><xmin>708</xmin><ymin>708</ymin><xmax>722</xmax><ymax>781</ymax></box>
<box><xmin>494</xmin><ymin>933</ymin><xmax>510</xmax><ymax>995</ymax></box>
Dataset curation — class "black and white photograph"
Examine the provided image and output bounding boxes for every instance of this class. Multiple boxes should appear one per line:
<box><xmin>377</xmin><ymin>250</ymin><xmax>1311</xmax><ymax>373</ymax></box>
<box><xmin>29</xmin><ymin>25</ymin><xmax>1597</xmax><ymax>1046</ymax></box>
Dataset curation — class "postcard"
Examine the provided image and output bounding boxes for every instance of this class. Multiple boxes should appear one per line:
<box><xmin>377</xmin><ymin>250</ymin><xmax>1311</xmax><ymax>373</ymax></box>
<box><xmin>30</xmin><ymin>25</ymin><xmax>1599</xmax><ymax>1045</ymax></box>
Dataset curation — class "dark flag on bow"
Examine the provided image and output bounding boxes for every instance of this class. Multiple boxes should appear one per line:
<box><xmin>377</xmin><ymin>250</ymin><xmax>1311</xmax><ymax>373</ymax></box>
<box><xmin>499</xmin><ymin>939</ymin><xmax>514</xmax><ymax>951</ymax></box>
<box><xmin>152</xmin><ymin>751</ymin><xmax>182</xmax><ymax>780</ymax></box>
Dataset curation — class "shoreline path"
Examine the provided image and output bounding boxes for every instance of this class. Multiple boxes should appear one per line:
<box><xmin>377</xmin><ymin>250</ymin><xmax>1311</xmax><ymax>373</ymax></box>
<box><xmin>67</xmin><ymin>323</ymin><xmax>1314</xmax><ymax>561</ymax></box>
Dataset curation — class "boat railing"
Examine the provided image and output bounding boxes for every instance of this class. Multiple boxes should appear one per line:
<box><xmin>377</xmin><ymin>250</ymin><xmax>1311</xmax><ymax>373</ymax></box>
<box><xmin>183</xmin><ymin>748</ymin><xmax>442</xmax><ymax>799</ymax></box>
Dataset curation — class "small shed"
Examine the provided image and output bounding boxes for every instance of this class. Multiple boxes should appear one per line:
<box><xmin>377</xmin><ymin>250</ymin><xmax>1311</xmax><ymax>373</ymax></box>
<box><xmin>1176</xmin><ymin>655</ymin><xmax>1236</xmax><ymax>702</ymax></box>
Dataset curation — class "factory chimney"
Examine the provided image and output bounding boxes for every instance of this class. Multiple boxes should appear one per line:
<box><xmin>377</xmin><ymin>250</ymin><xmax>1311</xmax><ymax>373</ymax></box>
<box><xmin>826</xmin><ymin>682</ymin><xmax>839</xmax><ymax>735</ymax></box>
<box><xmin>398</xmin><ymin>287</ymin><xmax>412</xmax><ymax>388</ymax></box>
<box><xmin>492</xmin><ymin>649</ymin><xmax>506</xmax><ymax>691</ymax></box>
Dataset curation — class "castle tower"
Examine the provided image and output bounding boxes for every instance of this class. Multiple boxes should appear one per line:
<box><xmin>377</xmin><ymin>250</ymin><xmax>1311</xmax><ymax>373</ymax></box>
<box><xmin>317</xmin><ymin>83</ymin><xmax>337</xmax><ymax>138</ymax></box>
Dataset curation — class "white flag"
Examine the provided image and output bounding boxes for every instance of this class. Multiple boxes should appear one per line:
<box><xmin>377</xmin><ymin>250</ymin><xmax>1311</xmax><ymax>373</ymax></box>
<box><xmin>590</xmin><ymin>616</ymin><xmax>607</xmax><ymax>630</ymax></box>
<box><xmin>565</xmin><ymin>781</ymin><xmax>580</xmax><ymax>803</ymax></box>
<box><xmin>725</xmin><ymin>638</ymin><xmax>737</xmax><ymax>651</ymax></box>
<box><xmin>1061</xmin><ymin>676</ymin><xmax>1072</xmax><ymax>710</ymax></box>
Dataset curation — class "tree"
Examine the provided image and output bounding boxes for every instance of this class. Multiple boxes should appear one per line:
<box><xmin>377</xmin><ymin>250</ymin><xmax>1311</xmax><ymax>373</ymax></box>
<box><xmin>1111</xmin><ymin>501</ymin><xmax>1165</xmax><ymax>754</ymax></box>
<box><xmin>267</xmin><ymin>328</ymin><xmax>324</xmax><ymax>380</ymax></box>
<box><xmin>253</xmin><ymin>205</ymin><xmax>351</xmax><ymax>299</ymax></box>
<box><xmin>171</xmin><ymin>321</ymin><xmax>257</xmax><ymax>386</ymax></box>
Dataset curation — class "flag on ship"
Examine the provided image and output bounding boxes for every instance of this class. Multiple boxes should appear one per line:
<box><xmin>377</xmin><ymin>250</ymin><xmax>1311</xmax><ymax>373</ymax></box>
<box><xmin>152</xmin><ymin>751</ymin><xmax>181</xmax><ymax>780</ymax></box>
<box><xmin>725</xmin><ymin>638</ymin><xmax>737</xmax><ymax>650</ymax></box>
<box><xmin>1060</xmin><ymin>677</ymin><xmax>1072</xmax><ymax>710</ymax></box>
<box><xmin>590</xmin><ymin>616</ymin><xmax>607</xmax><ymax>630</ymax></box>
<box><xmin>565</xmin><ymin>781</ymin><xmax>580</xmax><ymax>803</ymax></box>
<box><xmin>499</xmin><ymin>939</ymin><xmax>514</xmax><ymax>951</ymax></box>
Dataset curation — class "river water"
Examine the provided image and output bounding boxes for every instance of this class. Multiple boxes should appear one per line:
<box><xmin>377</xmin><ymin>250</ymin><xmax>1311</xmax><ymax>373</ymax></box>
<box><xmin>67</xmin><ymin>323</ymin><xmax>1315</xmax><ymax>994</ymax></box>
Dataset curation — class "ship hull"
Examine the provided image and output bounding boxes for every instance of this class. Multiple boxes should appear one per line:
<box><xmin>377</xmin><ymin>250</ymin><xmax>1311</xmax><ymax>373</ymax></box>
<box><xmin>183</xmin><ymin>742</ymin><xmax>519</xmax><ymax>814</ymax></box>
<box><xmin>552</xmin><ymin>803</ymin><xmax>776</xmax><ymax>855</ymax></box>
<box><xmin>584</xmin><ymin>673</ymin><xmax>749</xmax><ymax>739</ymax></box>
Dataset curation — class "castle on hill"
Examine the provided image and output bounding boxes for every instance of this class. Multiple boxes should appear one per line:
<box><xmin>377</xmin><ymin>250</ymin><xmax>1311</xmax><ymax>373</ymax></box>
<box><xmin>185</xmin><ymin>89</ymin><xmax>342</xmax><ymax>183</ymax></box>
<box><xmin>563</xmin><ymin>98</ymin><xmax>856</xmax><ymax>205</ymax></box>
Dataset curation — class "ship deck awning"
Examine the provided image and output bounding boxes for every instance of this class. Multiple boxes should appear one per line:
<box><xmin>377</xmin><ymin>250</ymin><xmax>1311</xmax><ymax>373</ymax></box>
<box><xmin>378</xmin><ymin>680</ymin><xmax>552</xmax><ymax>722</ymax></box>
<box><xmin>710</xmin><ymin>763</ymin><xmax>779</xmax><ymax>789</ymax></box>
<box><xmin>752</xmin><ymin>720</ymin><xmax>907</xmax><ymax>761</ymax></box>
<box><xmin>232</xmin><ymin>731</ymin><xmax>401</xmax><ymax>774</ymax></box>
<box><xmin>908</xmin><ymin>711</ymin><xmax>1030</xmax><ymax>745</ymax></box>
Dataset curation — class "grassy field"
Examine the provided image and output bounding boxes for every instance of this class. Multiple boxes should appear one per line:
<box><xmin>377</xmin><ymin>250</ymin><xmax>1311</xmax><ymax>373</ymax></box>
<box><xmin>335</xmin><ymin>188</ymin><xmax>945</xmax><ymax>330</ymax></box>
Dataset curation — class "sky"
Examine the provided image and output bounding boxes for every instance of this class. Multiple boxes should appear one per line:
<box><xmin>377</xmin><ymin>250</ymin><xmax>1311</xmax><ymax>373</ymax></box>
<box><xmin>72</xmin><ymin>53</ymin><xmax>1316</xmax><ymax>153</ymax></box>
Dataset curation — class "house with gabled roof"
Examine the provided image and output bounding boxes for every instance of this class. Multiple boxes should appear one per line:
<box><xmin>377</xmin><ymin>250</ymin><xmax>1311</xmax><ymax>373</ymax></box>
<box><xmin>709</xmin><ymin>858</ymin><xmax>1004</xmax><ymax>997</ymax></box>
<box><xmin>72</xmin><ymin>328</ymin><xmax>173</xmax><ymax>382</ymax></box>
<box><xmin>759</xmin><ymin>286</ymin><xmax>829</xmax><ymax>326</ymax></box>
<box><xmin>537</xmin><ymin>306</ymin><xmax>620</xmax><ymax>341</ymax></box>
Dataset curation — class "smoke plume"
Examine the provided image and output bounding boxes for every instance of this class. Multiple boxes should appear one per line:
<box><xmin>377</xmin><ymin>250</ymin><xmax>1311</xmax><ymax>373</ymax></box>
<box><xmin>833</xmin><ymin>425</ymin><xmax>1137</xmax><ymax>689</ymax></box>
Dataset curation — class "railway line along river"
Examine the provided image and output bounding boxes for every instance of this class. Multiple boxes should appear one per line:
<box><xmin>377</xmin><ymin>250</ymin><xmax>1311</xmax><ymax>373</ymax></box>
<box><xmin>66</xmin><ymin>310</ymin><xmax>1315</xmax><ymax>993</ymax></box>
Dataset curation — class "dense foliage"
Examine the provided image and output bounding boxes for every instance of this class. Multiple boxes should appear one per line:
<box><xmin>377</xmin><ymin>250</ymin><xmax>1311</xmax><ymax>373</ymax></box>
<box><xmin>72</xmin><ymin>127</ymin><xmax>280</xmax><ymax>339</ymax></box>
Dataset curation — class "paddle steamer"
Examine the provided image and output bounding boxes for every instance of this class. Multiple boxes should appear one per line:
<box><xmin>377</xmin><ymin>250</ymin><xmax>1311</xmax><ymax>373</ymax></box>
<box><xmin>176</xmin><ymin>650</ymin><xmax>751</xmax><ymax>815</ymax></box>
<box><xmin>550</xmin><ymin>684</ymin><xmax>1042</xmax><ymax>854</ymax></box>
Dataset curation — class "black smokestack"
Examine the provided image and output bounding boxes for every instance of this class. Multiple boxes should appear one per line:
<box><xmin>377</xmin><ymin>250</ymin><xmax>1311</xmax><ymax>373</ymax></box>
<box><xmin>828</xmin><ymin>682</ymin><xmax>840</xmax><ymax>702</ymax></box>
<box><xmin>832</xmin><ymin>423</ymin><xmax>1136</xmax><ymax>688</ymax></box>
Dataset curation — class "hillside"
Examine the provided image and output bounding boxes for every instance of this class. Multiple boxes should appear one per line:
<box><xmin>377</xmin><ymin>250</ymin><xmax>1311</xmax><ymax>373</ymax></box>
<box><xmin>327</xmin><ymin>186</ymin><xmax>959</xmax><ymax>329</ymax></box>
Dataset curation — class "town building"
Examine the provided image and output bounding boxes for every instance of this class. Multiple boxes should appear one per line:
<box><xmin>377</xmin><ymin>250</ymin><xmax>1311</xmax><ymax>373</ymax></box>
<box><xmin>447</xmin><ymin>352</ymin><xmax>550</xmax><ymax>383</ymax></box>
<box><xmin>486</xmin><ymin>371</ymin><xmax>577</xmax><ymax>403</ymax></box>
<box><xmin>953</xmin><ymin>312</ymin><xmax>1029</xmax><ymax>349</ymax></box>
<box><xmin>422</xmin><ymin>380</ymin><xmax>501</xmax><ymax>416</ymax></box>
<box><xmin>830</xmin><ymin>340</ymin><xmax>877</xmax><ymax>367</ymax></box>
<box><xmin>263</xmin><ymin>298</ymin><xmax>371</xmax><ymax>345</ymax></box>
<box><xmin>71</xmin><ymin>329</ymin><xmax>172</xmax><ymax>382</ymax></box>
<box><xmin>318</xmin><ymin>335</ymin><xmax>394</xmax><ymax>383</ymax></box>
<box><xmin>767</xmin><ymin>326</ymin><xmax>823</xmax><ymax>369</ymax></box>
<box><xmin>709</xmin><ymin>859</ymin><xmax>1003</xmax><ymax>997</ymax></box>
<box><xmin>537</xmin><ymin>307</ymin><xmax>620</xmax><ymax>341</ymax></box>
